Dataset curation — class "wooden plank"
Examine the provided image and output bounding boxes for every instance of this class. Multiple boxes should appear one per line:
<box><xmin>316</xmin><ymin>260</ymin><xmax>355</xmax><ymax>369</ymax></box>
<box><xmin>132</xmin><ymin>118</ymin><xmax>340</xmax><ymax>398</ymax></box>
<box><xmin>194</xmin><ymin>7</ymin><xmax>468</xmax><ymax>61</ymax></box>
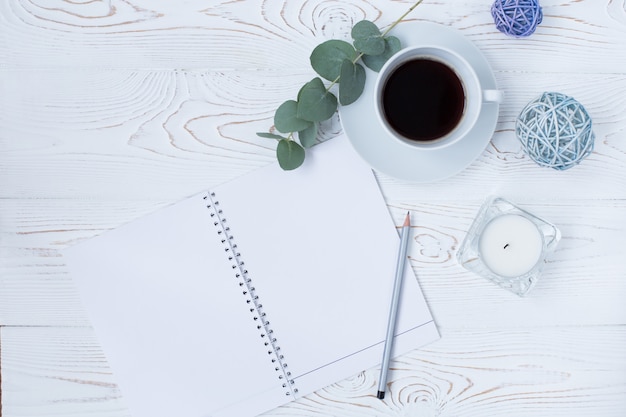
<box><xmin>297</xmin><ymin>327</ymin><xmax>626</xmax><ymax>416</ymax></box>
<box><xmin>1</xmin><ymin>326</ymin><xmax>624</xmax><ymax>417</ymax></box>
<box><xmin>0</xmin><ymin>69</ymin><xmax>624</xmax><ymax>201</ymax></box>
<box><xmin>1</xmin><ymin>327</ymin><xmax>130</xmax><ymax>417</ymax></box>
<box><xmin>1</xmin><ymin>200</ymin><xmax>624</xmax><ymax>327</ymax></box>
<box><xmin>387</xmin><ymin>201</ymin><xmax>626</xmax><ymax>327</ymax></box>
<box><xmin>1</xmin><ymin>1</ymin><xmax>625</xmax><ymax>72</ymax></box>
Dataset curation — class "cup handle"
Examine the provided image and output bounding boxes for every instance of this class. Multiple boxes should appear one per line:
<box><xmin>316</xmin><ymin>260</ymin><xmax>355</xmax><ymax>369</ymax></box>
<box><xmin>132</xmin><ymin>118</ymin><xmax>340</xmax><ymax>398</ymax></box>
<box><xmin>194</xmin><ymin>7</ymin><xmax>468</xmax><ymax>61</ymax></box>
<box><xmin>483</xmin><ymin>89</ymin><xmax>504</xmax><ymax>103</ymax></box>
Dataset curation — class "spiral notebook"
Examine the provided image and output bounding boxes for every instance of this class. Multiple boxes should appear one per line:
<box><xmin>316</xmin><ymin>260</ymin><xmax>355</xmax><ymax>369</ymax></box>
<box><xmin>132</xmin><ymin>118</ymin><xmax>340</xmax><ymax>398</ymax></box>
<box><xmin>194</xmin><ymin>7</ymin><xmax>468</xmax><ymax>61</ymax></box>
<box><xmin>63</xmin><ymin>135</ymin><xmax>439</xmax><ymax>417</ymax></box>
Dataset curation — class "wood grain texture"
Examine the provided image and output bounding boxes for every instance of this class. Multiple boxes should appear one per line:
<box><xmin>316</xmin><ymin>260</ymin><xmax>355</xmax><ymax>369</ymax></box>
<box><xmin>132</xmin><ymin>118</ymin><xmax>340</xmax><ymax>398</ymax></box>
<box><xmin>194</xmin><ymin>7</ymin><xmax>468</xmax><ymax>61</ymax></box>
<box><xmin>1</xmin><ymin>200</ymin><xmax>625</xmax><ymax>327</ymax></box>
<box><xmin>1</xmin><ymin>70</ymin><xmax>624</xmax><ymax>200</ymax></box>
<box><xmin>2</xmin><ymin>0</ymin><xmax>625</xmax><ymax>416</ymax></box>
<box><xmin>1</xmin><ymin>327</ymin><xmax>129</xmax><ymax>417</ymax></box>
<box><xmin>2</xmin><ymin>1</ymin><xmax>625</xmax><ymax>72</ymax></box>
<box><xmin>2</xmin><ymin>326</ymin><xmax>625</xmax><ymax>417</ymax></box>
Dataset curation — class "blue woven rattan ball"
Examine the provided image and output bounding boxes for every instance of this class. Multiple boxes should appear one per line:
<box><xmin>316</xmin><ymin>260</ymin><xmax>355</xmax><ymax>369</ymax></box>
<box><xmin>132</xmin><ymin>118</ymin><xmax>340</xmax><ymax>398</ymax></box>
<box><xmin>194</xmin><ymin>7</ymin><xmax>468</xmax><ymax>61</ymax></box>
<box><xmin>516</xmin><ymin>92</ymin><xmax>595</xmax><ymax>171</ymax></box>
<box><xmin>491</xmin><ymin>0</ymin><xmax>543</xmax><ymax>37</ymax></box>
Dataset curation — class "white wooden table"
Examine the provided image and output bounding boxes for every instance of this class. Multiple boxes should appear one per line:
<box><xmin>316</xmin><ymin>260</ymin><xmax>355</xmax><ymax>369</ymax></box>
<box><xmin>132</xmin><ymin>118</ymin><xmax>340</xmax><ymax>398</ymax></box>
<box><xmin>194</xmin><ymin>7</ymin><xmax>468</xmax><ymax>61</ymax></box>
<box><xmin>1</xmin><ymin>1</ymin><xmax>625</xmax><ymax>416</ymax></box>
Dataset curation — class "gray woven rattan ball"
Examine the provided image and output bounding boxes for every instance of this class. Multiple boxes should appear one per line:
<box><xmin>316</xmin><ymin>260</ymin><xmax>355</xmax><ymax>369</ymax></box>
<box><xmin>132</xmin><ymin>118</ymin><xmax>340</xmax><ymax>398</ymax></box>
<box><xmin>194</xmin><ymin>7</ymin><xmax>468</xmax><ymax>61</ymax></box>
<box><xmin>516</xmin><ymin>92</ymin><xmax>594</xmax><ymax>170</ymax></box>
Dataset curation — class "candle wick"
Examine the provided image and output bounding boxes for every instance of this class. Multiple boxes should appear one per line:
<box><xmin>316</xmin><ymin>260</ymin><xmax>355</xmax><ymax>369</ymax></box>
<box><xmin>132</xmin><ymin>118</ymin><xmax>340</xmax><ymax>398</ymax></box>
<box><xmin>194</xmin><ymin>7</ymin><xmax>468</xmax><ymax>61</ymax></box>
<box><xmin>503</xmin><ymin>243</ymin><xmax>510</xmax><ymax>249</ymax></box>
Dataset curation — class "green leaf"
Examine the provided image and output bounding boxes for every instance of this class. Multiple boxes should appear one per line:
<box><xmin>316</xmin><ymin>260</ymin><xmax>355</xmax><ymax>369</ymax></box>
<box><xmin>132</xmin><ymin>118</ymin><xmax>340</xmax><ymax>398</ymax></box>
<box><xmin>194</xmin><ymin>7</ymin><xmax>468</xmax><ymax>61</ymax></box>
<box><xmin>362</xmin><ymin>36</ymin><xmax>401</xmax><ymax>72</ymax></box>
<box><xmin>297</xmin><ymin>122</ymin><xmax>317</xmax><ymax>148</ymax></box>
<box><xmin>310</xmin><ymin>40</ymin><xmax>358</xmax><ymax>81</ymax></box>
<box><xmin>257</xmin><ymin>132</ymin><xmax>287</xmax><ymax>140</ymax></box>
<box><xmin>296</xmin><ymin>78</ymin><xmax>338</xmax><ymax>122</ymax></box>
<box><xmin>339</xmin><ymin>60</ymin><xmax>366</xmax><ymax>105</ymax></box>
<box><xmin>351</xmin><ymin>20</ymin><xmax>385</xmax><ymax>56</ymax></box>
<box><xmin>274</xmin><ymin>100</ymin><xmax>312</xmax><ymax>133</ymax></box>
<box><xmin>276</xmin><ymin>139</ymin><xmax>305</xmax><ymax>170</ymax></box>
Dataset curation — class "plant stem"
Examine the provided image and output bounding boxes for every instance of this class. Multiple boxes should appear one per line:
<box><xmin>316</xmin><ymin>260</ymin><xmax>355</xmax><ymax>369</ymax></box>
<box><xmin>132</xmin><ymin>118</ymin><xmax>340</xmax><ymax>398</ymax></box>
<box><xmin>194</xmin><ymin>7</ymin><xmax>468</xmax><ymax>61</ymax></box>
<box><xmin>325</xmin><ymin>51</ymin><xmax>364</xmax><ymax>92</ymax></box>
<box><xmin>326</xmin><ymin>76</ymin><xmax>341</xmax><ymax>93</ymax></box>
<box><xmin>382</xmin><ymin>0</ymin><xmax>424</xmax><ymax>37</ymax></box>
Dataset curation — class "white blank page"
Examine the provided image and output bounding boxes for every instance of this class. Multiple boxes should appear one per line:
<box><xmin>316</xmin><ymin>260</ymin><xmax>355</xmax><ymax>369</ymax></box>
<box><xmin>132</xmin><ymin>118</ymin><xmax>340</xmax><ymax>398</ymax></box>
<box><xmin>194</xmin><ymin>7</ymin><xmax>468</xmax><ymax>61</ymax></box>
<box><xmin>213</xmin><ymin>136</ymin><xmax>439</xmax><ymax>397</ymax></box>
<box><xmin>64</xmin><ymin>134</ymin><xmax>439</xmax><ymax>417</ymax></box>
<box><xmin>64</xmin><ymin>194</ymin><xmax>289</xmax><ymax>417</ymax></box>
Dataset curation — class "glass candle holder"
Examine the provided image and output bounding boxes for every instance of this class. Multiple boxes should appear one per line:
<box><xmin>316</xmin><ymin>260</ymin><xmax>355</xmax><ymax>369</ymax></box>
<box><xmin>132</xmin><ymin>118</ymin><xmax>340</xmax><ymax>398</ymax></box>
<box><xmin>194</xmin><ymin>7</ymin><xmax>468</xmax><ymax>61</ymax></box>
<box><xmin>457</xmin><ymin>197</ymin><xmax>561</xmax><ymax>296</ymax></box>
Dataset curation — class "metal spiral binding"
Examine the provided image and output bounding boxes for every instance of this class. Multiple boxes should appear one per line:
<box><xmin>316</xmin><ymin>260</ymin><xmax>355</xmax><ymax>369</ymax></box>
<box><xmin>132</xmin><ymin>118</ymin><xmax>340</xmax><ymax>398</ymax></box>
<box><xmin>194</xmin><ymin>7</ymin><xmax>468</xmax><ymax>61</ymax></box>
<box><xmin>204</xmin><ymin>192</ymin><xmax>298</xmax><ymax>397</ymax></box>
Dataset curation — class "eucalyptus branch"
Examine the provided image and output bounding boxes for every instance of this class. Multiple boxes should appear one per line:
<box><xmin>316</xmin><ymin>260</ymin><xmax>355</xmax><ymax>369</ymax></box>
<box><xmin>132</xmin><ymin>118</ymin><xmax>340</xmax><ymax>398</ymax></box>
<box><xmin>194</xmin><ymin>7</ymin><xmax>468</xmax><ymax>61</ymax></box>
<box><xmin>256</xmin><ymin>1</ymin><xmax>424</xmax><ymax>170</ymax></box>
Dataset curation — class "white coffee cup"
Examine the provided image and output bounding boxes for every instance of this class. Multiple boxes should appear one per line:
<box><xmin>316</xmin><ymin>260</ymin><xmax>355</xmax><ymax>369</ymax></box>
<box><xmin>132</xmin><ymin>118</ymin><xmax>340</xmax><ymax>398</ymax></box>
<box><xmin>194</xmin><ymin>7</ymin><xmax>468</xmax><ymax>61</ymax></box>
<box><xmin>374</xmin><ymin>46</ymin><xmax>503</xmax><ymax>150</ymax></box>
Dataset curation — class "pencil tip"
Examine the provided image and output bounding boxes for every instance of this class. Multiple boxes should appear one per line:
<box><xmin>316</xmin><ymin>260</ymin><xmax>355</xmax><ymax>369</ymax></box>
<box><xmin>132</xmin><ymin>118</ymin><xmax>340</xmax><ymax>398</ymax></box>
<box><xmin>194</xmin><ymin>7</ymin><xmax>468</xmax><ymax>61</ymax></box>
<box><xmin>377</xmin><ymin>390</ymin><xmax>385</xmax><ymax>400</ymax></box>
<box><xmin>403</xmin><ymin>211</ymin><xmax>410</xmax><ymax>227</ymax></box>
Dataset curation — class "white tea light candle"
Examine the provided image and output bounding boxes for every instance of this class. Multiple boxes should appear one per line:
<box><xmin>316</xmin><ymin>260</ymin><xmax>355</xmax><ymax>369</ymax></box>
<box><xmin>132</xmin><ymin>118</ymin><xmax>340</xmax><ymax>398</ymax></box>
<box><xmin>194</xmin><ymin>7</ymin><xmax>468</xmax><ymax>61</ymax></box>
<box><xmin>457</xmin><ymin>197</ymin><xmax>561</xmax><ymax>296</ymax></box>
<box><xmin>479</xmin><ymin>214</ymin><xmax>543</xmax><ymax>277</ymax></box>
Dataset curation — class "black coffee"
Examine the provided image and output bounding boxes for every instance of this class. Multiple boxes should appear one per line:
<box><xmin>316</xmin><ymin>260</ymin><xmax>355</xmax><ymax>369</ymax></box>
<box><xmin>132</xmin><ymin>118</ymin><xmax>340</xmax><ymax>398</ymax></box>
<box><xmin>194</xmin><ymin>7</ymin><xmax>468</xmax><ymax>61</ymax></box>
<box><xmin>382</xmin><ymin>58</ymin><xmax>465</xmax><ymax>141</ymax></box>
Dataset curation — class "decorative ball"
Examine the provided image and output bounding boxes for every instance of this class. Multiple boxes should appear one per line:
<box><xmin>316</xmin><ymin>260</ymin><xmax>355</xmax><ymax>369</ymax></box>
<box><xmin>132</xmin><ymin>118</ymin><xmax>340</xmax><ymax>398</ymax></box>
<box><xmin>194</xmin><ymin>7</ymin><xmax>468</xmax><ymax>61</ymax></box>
<box><xmin>516</xmin><ymin>92</ymin><xmax>595</xmax><ymax>171</ymax></box>
<box><xmin>491</xmin><ymin>0</ymin><xmax>543</xmax><ymax>38</ymax></box>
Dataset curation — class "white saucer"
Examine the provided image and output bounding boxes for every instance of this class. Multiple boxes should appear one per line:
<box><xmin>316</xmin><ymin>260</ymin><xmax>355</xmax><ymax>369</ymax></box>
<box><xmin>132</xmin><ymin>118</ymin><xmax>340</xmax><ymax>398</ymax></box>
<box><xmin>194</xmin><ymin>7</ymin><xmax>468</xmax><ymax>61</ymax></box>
<box><xmin>340</xmin><ymin>22</ymin><xmax>500</xmax><ymax>182</ymax></box>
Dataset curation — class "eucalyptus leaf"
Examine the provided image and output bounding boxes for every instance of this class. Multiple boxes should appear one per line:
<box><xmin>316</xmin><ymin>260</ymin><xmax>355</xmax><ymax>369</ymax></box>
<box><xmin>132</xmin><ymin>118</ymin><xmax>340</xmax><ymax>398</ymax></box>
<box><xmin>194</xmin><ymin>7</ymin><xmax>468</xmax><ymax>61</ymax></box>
<box><xmin>310</xmin><ymin>40</ymin><xmax>358</xmax><ymax>81</ymax></box>
<box><xmin>274</xmin><ymin>100</ymin><xmax>312</xmax><ymax>133</ymax></box>
<box><xmin>255</xmin><ymin>0</ymin><xmax>423</xmax><ymax>171</ymax></box>
<box><xmin>297</xmin><ymin>78</ymin><xmax>338</xmax><ymax>122</ymax></box>
<box><xmin>297</xmin><ymin>122</ymin><xmax>318</xmax><ymax>148</ymax></box>
<box><xmin>351</xmin><ymin>20</ymin><xmax>385</xmax><ymax>56</ymax></box>
<box><xmin>277</xmin><ymin>139</ymin><xmax>305</xmax><ymax>170</ymax></box>
<box><xmin>362</xmin><ymin>36</ymin><xmax>401</xmax><ymax>72</ymax></box>
<box><xmin>257</xmin><ymin>132</ymin><xmax>287</xmax><ymax>140</ymax></box>
<box><xmin>339</xmin><ymin>60</ymin><xmax>366</xmax><ymax>105</ymax></box>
